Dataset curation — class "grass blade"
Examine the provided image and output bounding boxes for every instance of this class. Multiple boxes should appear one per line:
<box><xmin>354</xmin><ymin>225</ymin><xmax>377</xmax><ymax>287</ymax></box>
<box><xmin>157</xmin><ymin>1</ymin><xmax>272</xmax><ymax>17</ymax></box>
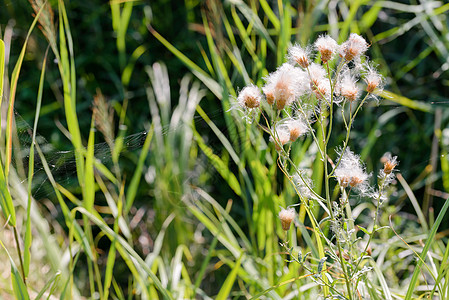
<box><xmin>24</xmin><ymin>47</ymin><xmax>49</xmax><ymax>278</ymax></box>
<box><xmin>404</xmin><ymin>196</ymin><xmax>449</xmax><ymax>300</ymax></box>
<box><xmin>215</xmin><ymin>253</ymin><xmax>243</xmax><ymax>300</ymax></box>
<box><xmin>0</xmin><ymin>240</ymin><xmax>30</xmax><ymax>300</ymax></box>
<box><xmin>5</xmin><ymin>1</ymin><xmax>47</xmax><ymax>178</ymax></box>
<box><xmin>125</xmin><ymin>125</ymin><xmax>153</xmax><ymax>214</ymax></box>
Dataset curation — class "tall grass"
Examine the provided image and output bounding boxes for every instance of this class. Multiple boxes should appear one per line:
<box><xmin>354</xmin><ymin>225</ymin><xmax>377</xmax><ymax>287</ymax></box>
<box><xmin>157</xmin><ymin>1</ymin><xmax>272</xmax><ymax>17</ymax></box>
<box><xmin>0</xmin><ymin>0</ymin><xmax>447</xmax><ymax>299</ymax></box>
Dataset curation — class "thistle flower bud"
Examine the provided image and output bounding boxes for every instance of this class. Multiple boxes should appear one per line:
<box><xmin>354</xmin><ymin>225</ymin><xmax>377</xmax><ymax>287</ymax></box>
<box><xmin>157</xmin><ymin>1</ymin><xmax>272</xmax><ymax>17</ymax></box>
<box><xmin>288</xmin><ymin>44</ymin><xmax>310</xmax><ymax>68</ymax></box>
<box><xmin>340</xmin><ymin>33</ymin><xmax>369</xmax><ymax>61</ymax></box>
<box><xmin>315</xmin><ymin>35</ymin><xmax>339</xmax><ymax>63</ymax></box>
<box><xmin>237</xmin><ymin>85</ymin><xmax>261</xmax><ymax>109</ymax></box>
<box><xmin>279</xmin><ymin>207</ymin><xmax>295</xmax><ymax>231</ymax></box>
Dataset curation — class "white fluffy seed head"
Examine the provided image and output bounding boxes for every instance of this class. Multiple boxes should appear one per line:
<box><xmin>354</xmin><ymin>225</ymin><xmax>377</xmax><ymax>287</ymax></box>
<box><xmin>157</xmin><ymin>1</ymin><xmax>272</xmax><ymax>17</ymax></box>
<box><xmin>315</xmin><ymin>35</ymin><xmax>339</xmax><ymax>63</ymax></box>
<box><xmin>313</xmin><ymin>79</ymin><xmax>331</xmax><ymax>101</ymax></box>
<box><xmin>270</xmin><ymin>126</ymin><xmax>291</xmax><ymax>151</ymax></box>
<box><xmin>340</xmin><ymin>33</ymin><xmax>369</xmax><ymax>61</ymax></box>
<box><xmin>338</xmin><ymin>73</ymin><xmax>359</xmax><ymax>102</ymax></box>
<box><xmin>308</xmin><ymin>63</ymin><xmax>327</xmax><ymax>88</ymax></box>
<box><xmin>237</xmin><ymin>84</ymin><xmax>262</xmax><ymax>109</ymax></box>
<box><xmin>288</xmin><ymin>44</ymin><xmax>310</xmax><ymax>68</ymax></box>
<box><xmin>285</xmin><ymin>117</ymin><xmax>308</xmax><ymax>141</ymax></box>
<box><xmin>363</xmin><ymin>63</ymin><xmax>384</xmax><ymax>94</ymax></box>
<box><xmin>334</xmin><ymin>148</ymin><xmax>370</xmax><ymax>193</ymax></box>
<box><xmin>293</xmin><ymin>174</ymin><xmax>316</xmax><ymax>200</ymax></box>
<box><xmin>263</xmin><ymin>63</ymin><xmax>309</xmax><ymax>110</ymax></box>
<box><xmin>279</xmin><ymin>207</ymin><xmax>296</xmax><ymax>231</ymax></box>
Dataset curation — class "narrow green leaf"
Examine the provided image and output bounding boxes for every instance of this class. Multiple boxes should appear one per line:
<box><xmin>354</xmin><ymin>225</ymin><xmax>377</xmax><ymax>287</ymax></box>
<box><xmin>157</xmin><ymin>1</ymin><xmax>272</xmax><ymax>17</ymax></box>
<box><xmin>5</xmin><ymin>1</ymin><xmax>47</xmax><ymax>178</ymax></box>
<box><xmin>35</xmin><ymin>143</ymin><xmax>94</xmax><ymax>261</ymax></box>
<box><xmin>73</xmin><ymin>207</ymin><xmax>173</xmax><ymax>299</ymax></box>
<box><xmin>34</xmin><ymin>272</ymin><xmax>61</xmax><ymax>300</ymax></box>
<box><xmin>215</xmin><ymin>254</ymin><xmax>243</xmax><ymax>300</ymax></box>
<box><xmin>193</xmin><ymin>130</ymin><xmax>242</xmax><ymax>196</ymax></box>
<box><xmin>357</xmin><ymin>225</ymin><xmax>371</xmax><ymax>235</ymax></box>
<box><xmin>84</xmin><ymin>119</ymin><xmax>95</xmax><ymax>212</ymax></box>
<box><xmin>125</xmin><ymin>125</ymin><xmax>153</xmax><ymax>214</ymax></box>
<box><xmin>0</xmin><ymin>165</ymin><xmax>15</xmax><ymax>226</ymax></box>
<box><xmin>405</xmin><ymin>197</ymin><xmax>449</xmax><ymax>300</ymax></box>
<box><xmin>380</xmin><ymin>90</ymin><xmax>434</xmax><ymax>112</ymax></box>
<box><xmin>24</xmin><ymin>48</ymin><xmax>49</xmax><ymax>277</ymax></box>
<box><xmin>231</xmin><ymin>0</ymin><xmax>275</xmax><ymax>51</ymax></box>
<box><xmin>0</xmin><ymin>241</ymin><xmax>30</xmax><ymax>300</ymax></box>
<box><xmin>147</xmin><ymin>25</ymin><xmax>222</xmax><ymax>99</ymax></box>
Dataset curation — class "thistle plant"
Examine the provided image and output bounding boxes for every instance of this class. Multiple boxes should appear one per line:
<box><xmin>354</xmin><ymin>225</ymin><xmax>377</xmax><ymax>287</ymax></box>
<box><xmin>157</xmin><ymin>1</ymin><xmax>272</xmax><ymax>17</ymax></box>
<box><xmin>233</xmin><ymin>33</ymin><xmax>396</xmax><ymax>299</ymax></box>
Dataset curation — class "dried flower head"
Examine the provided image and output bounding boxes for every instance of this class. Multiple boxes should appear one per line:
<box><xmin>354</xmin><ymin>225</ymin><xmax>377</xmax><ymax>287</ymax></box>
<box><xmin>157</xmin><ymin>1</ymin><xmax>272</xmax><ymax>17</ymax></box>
<box><xmin>288</xmin><ymin>44</ymin><xmax>310</xmax><ymax>68</ymax></box>
<box><xmin>263</xmin><ymin>64</ymin><xmax>308</xmax><ymax>110</ymax></box>
<box><xmin>270</xmin><ymin>126</ymin><xmax>291</xmax><ymax>151</ymax></box>
<box><xmin>315</xmin><ymin>35</ymin><xmax>339</xmax><ymax>63</ymax></box>
<box><xmin>308</xmin><ymin>63</ymin><xmax>327</xmax><ymax>89</ymax></box>
<box><xmin>334</xmin><ymin>148</ymin><xmax>370</xmax><ymax>193</ymax></box>
<box><xmin>380</xmin><ymin>153</ymin><xmax>398</xmax><ymax>175</ymax></box>
<box><xmin>340</xmin><ymin>33</ymin><xmax>369</xmax><ymax>61</ymax></box>
<box><xmin>285</xmin><ymin>117</ymin><xmax>308</xmax><ymax>141</ymax></box>
<box><xmin>237</xmin><ymin>84</ymin><xmax>262</xmax><ymax>109</ymax></box>
<box><xmin>363</xmin><ymin>63</ymin><xmax>384</xmax><ymax>95</ymax></box>
<box><xmin>279</xmin><ymin>207</ymin><xmax>296</xmax><ymax>231</ymax></box>
<box><xmin>338</xmin><ymin>73</ymin><xmax>359</xmax><ymax>102</ymax></box>
<box><xmin>313</xmin><ymin>79</ymin><xmax>331</xmax><ymax>101</ymax></box>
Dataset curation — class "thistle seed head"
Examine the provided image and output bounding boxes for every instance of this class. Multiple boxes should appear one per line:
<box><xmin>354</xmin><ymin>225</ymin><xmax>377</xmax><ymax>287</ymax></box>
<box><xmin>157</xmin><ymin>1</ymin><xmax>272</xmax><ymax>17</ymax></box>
<box><xmin>237</xmin><ymin>85</ymin><xmax>262</xmax><ymax>109</ymax></box>
<box><xmin>315</xmin><ymin>35</ymin><xmax>339</xmax><ymax>63</ymax></box>
<box><xmin>363</xmin><ymin>63</ymin><xmax>384</xmax><ymax>94</ymax></box>
<box><xmin>340</xmin><ymin>33</ymin><xmax>369</xmax><ymax>61</ymax></box>
<box><xmin>270</xmin><ymin>126</ymin><xmax>291</xmax><ymax>151</ymax></box>
<box><xmin>339</xmin><ymin>73</ymin><xmax>359</xmax><ymax>102</ymax></box>
<box><xmin>263</xmin><ymin>63</ymin><xmax>308</xmax><ymax>110</ymax></box>
<box><xmin>279</xmin><ymin>207</ymin><xmax>296</xmax><ymax>231</ymax></box>
<box><xmin>288</xmin><ymin>44</ymin><xmax>310</xmax><ymax>68</ymax></box>
<box><xmin>334</xmin><ymin>148</ymin><xmax>370</xmax><ymax>193</ymax></box>
<box><xmin>285</xmin><ymin>117</ymin><xmax>308</xmax><ymax>142</ymax></box>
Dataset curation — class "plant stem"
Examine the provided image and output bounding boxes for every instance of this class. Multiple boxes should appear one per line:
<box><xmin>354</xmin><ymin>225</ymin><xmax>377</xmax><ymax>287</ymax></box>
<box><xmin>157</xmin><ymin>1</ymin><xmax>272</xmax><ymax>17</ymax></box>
<box><xmin>13</xmin><ymin>226</ymin><xmax>26</xmax><ymax>285</ymax></box>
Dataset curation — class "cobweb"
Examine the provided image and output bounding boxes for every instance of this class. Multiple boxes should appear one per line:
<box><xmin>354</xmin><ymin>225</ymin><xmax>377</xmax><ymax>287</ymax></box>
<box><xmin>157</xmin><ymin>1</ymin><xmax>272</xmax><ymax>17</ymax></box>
<box><xmin>11</xmin><ymin>111</ymin><xmax>150</xmax><ymax>200</ymax></box>
<box><xmin>8</xmin><ymin>106</ymin><xmax>240</xmax><ymax>201</ymax></box>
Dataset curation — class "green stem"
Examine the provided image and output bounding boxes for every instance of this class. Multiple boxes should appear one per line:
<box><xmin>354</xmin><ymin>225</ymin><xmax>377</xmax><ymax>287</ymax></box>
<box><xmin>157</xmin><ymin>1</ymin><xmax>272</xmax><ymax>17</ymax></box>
<box><xmin>13</xmin><ymin>227</ymin><xmax>26</xmax><ymax>285</ymax></box>
<box><xmin>329</xmin><ymin>93</ymin><xmax>370</xmax><ymax>177</ymax></box>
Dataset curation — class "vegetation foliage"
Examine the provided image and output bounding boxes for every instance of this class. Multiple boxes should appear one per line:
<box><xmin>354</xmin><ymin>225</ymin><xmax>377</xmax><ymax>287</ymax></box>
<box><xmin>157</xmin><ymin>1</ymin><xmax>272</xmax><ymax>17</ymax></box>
<box><xmin>0</xmin><ymin>0</ymin><xmax>448</xmax><ymax>299</ymax></box>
